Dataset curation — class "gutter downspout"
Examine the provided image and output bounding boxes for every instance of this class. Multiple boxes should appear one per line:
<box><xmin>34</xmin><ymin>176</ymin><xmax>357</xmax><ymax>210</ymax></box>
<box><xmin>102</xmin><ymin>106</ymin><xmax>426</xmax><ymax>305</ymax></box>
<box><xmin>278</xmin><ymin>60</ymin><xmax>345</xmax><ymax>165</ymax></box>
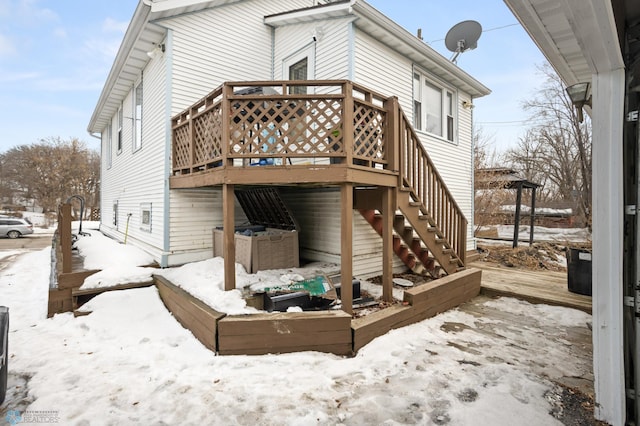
<box><xmin>161</xmin><ymin>30</ymin><xmax>173</xmax><ymax>268</ymax></box>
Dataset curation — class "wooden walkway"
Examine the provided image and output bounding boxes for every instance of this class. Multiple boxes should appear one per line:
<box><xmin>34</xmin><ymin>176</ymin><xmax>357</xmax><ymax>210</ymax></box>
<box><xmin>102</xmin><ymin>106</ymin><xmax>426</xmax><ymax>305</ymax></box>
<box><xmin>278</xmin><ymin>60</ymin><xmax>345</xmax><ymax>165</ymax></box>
<box><xmin>471</xmin><ymin>261</ymin><xmax>592</xmax><ymax>313</ymax></box>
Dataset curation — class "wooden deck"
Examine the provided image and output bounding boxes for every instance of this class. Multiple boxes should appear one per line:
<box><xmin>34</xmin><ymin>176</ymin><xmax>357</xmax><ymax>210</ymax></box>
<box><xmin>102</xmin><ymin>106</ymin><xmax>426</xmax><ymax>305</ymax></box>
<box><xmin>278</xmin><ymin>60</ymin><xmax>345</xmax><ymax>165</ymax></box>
<box><xmin>170</xmin><ymin>80</ymin><xmax>470</xmax><ymax>311</ymax></box>
<box><xmin>471</xmin><ymin>261</ymin><xmax>591</xmax><ymax>313</ymax></box>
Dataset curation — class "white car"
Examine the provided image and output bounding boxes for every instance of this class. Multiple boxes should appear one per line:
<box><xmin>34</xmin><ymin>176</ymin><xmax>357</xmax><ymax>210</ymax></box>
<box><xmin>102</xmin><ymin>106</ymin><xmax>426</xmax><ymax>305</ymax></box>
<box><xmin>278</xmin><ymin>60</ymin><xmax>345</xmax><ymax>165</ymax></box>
<box><xmin>0</xmin><ymin>217</ymin><xmax>33</xmax><ymax>238</ymax></box>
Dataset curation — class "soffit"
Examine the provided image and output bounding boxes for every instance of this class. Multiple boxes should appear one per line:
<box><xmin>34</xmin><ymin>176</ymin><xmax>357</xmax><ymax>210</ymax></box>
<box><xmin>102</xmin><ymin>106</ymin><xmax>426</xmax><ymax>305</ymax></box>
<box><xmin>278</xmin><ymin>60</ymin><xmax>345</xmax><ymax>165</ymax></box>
<box><xmin>503</xmin><ymin>0</ymin><xmax>629</xmax><ymax>87</ymax></box>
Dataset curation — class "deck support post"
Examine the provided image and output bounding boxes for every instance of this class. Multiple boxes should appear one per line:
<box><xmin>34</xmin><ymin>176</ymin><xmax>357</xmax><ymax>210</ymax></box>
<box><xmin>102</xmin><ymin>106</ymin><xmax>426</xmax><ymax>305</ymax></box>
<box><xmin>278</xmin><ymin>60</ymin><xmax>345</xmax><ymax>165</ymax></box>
<box><xmin>513</xmin><ymin>182</ymin><xmax>523</xmax><ymax>248</ymax></box>
<box><xmin>382</xmin><ymin>186</ymin><xmax>394</xmax><ymax>302</ymax></box>
<box><xmin>343</xmin><ymin>81</ymin><xmax>354</xmax><ymax>166</ymax></box>
<box><xmin>529</xmin><ymin>186</ymin><xmax>536</xmax><ymax>246</ymax></box>
<box><xmin>340</xmin><ymin>183</ymin><xmax>353</xmax><ymax>315</ymax></box>
<box><xmin>60</xmin><ymin>203</ymin><xmax>72</xmax><ymax>273</ymax></box>
<box><xmin>223</xmin><ymin>183</ymin><xmax>236</xmax><ymax>291</ymax></box>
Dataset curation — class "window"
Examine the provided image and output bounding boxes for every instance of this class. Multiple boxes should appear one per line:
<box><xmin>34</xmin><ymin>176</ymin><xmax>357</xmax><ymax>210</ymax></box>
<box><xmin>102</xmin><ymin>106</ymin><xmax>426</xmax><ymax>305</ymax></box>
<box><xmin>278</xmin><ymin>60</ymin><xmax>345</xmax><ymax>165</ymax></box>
<box><xmin>289</xmin><ymin>57</ymin><xmax>308</xmax><ymax>95</ymax></box>
<box><xmin>117</xmin><ymin>105</ymin><xmax>123</xmax><ymax>153</ymax></box>
<box><xmin>113</xmin><ymin>201</ymin><xmax>118</xmax><ymax>228</ymax></box>
<box><xmin>413</xmin><ymin>73</ymin><xmax>422</xmax><ymax>130</ymax></box>
<box><xmin>283</xmin><ymin>43</ymin><xmax>315</xmax><ymax>95</ymax></box>
<box><xmin>140</xmin><ymin>203</ymin><xmax>151</xmax><ymax>232</ymax></box>
<box><xmin>105</xmin><ymin>121</ymin><xmax>112</xmax><ymax>168</ymax></box>
<box><xmin>133</xmin><ymin>79</ymin><xmax>143</xmax><ymax>151</ymax></box>
<box><xmin>413</xmin><ymin>70</ymin><xmax>456</xmax><ymax>142</ymax></box>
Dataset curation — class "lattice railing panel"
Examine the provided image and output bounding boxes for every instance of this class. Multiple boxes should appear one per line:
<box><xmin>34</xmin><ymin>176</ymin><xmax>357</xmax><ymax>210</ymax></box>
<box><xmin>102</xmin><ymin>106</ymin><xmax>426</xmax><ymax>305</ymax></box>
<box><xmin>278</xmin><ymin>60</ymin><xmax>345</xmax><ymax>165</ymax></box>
<box><xmin>193</xmin><ymin>105</ymin><xmax>223</xmax><ymax>167</ymax></box>
<box><xmin>173</xmin><ymin>123</ymin><xmax>191</xmax><ymax>171</ymax></box>
<box><xmin>171</xmin><ymin>81</ymin><xmax>396</xmax><ymax>174</ymax></box>
<box><xmin>353</xmin><ymin>101</ymin><xmax>386</xmax><ymax>165</ymax></box>
<box><xmin>228</xmin><ymin>97</ymin><xmax>344</xmax><ymax>157</ymax></box>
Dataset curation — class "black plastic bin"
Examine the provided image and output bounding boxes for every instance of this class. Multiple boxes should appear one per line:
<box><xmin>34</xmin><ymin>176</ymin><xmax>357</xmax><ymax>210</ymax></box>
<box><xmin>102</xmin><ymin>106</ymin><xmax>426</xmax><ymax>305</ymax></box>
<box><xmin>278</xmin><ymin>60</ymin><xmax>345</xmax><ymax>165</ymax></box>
<box><xmin>567</xmin><ymin>248</ymin><xmax>592</xmax><ymax>296</ymax></box>
<box><xmin>0</xmin><ymin>306</ymin><xmax>8</xmax><ymax>405</ymax></box>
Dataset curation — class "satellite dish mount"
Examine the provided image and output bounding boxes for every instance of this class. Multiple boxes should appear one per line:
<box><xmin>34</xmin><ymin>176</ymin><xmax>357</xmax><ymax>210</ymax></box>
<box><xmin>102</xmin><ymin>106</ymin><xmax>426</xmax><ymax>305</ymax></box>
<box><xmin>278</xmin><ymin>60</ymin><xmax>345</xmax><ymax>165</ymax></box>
<box><xmin>445</xmin><ymin>20</ymin><xmax>482</xmax><ymax>64</ymax></box>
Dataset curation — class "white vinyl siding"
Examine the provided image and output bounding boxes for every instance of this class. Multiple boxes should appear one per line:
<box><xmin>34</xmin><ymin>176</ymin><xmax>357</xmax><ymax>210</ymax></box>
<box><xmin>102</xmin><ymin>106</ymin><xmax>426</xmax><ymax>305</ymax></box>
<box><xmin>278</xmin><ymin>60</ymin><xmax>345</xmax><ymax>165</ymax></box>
<box><xmin>100</xmin><ymin>43</ymin><xmax>168</xmax><ymax>260</ymax></box>
<box><xmin>169</xmin><ymin>188</ymin><xmax>248</xmax><ymax>251</ymax></box>
<box><xmin>98</xmin><ymin>0</ymin><xmax>480</xmax><ymax>267</ymax></box>
<box><xmin>280</xmin><ymin>188</ymin><xmax>405</xmax><ymax>278</ymax></box>
<box><xmin>353</xmin><ymin>31</ymin><xmax>413</xmax><ymax>113</ymax></box>
<box><xmin>426</xmin><ymin>93</ymin><xmax>475</xmax><ymax>250</ymax></box>
<box><xmin>273</xmin><ymin>17</ymin><xmax>351</xmax><ymax>82</ymax></box>
<box><xmin>167</xmin><ymin>0</ymin><xmax>309</xmax><ymax>114</ymax></box>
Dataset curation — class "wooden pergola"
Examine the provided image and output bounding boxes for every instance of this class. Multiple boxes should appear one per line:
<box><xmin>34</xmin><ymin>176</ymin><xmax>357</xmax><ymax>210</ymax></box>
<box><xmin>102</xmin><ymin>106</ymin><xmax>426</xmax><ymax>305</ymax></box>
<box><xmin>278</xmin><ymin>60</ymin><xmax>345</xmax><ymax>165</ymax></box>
<box><xmin>476</xmin><ymin>168</ymin><xmax>540</xmax><ymax>248</ymax></box>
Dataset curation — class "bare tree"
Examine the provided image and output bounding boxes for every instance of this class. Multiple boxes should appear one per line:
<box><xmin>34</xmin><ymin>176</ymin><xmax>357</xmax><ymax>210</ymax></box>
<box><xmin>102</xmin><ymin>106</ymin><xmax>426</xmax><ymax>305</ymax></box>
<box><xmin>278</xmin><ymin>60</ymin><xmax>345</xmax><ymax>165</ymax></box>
<box><xmin>505</xmin><ymin>63</ymin><xmax>592</xmax><ymax>226</ymax></box>
<box><xmin>0</xmin><ymin>137</ymin><xmax>100</xmax><ymax>214</ymax></box>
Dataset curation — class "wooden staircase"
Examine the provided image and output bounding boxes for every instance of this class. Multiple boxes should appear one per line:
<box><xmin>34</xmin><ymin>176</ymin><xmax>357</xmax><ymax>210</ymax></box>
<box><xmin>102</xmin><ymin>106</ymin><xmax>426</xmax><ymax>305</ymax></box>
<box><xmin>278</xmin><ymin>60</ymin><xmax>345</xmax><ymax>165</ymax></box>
<box><xmin>357</xmin><ymin>100</ymin><xmax>467</xmax><ymax>278</ymax></box>
<box><xmin>396</xmin><ymin>190</ymin><xmax>463</xmax><ymax>275</ymax></box>
<box><xmin>358</xmin><ymin>209</ymin><xmax>435</xmax><ymax>276</ymax></box>
<box><xmin>358</xmin><ymin>189</ymin><xmax>463</xmax><ymax>277</ymax></box>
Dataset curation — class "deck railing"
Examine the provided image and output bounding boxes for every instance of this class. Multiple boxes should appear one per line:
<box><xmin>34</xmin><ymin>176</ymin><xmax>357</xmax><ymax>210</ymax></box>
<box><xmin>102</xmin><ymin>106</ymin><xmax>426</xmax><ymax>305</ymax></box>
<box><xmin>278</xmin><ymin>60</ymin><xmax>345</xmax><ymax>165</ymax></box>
<box><xmin>172</xmin><ymin>80</ymin><xmax>467</xmax><ymax>264</ymax></box>
<box><xmin>172</xmin><ymin>80</ymin><xmax>389</xmax><ymax>173</ymax></box>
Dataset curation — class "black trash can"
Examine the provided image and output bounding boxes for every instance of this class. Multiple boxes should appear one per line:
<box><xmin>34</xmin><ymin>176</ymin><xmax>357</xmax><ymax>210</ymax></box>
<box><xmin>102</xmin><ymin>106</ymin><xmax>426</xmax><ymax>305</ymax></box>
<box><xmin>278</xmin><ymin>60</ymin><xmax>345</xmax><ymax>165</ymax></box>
<box><xmin>567</xmin><ymin>248</ymin><xmax>592</xmax><ymax>296</ymax></box>
<box><xmin>0</xmin><ymin>306</ymin><xmax>8</xmax><ymax>405</ymax></box>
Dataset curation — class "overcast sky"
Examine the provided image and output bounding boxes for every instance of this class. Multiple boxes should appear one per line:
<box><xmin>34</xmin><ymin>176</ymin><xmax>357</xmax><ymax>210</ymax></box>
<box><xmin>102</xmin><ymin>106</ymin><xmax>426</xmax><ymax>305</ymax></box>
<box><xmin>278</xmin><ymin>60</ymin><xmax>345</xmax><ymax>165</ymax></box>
<box><xmin>0</xmin><ymin>0</ymin><xmax>548</xmax><ymax>154</ymax></box>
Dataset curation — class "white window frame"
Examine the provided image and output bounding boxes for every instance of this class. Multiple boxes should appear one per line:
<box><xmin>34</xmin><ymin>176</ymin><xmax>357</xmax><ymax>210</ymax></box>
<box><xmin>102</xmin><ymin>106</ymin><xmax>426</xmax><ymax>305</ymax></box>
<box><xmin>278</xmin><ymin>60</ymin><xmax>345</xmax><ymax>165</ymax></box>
<box><xmin>105</xmin><ymin>121</ymin><xmax>112</xmax><ymax>169</ymax></box>
<box><xmin>133</xmin><ymin>76</ymin><xmax>143</xmax><ymax>152</ymax></box>
<box><xmin>413</xmin><ymin>68</ymin><xmax>457</xmax><ymax>143</ymax></box>
<box><xmin>113</xmin><ymin>201</ymin><xmax>118</xmax><ymax>229</ymax></box>
<box><xmin>117</xmin><ymin>104</ymin><xmax>123</xmax><ymax>154</ymax></box>
<box><xmin>140</xmin><ymin>202</ymin><xmax>152</xmax><ymax>232</ymax></box>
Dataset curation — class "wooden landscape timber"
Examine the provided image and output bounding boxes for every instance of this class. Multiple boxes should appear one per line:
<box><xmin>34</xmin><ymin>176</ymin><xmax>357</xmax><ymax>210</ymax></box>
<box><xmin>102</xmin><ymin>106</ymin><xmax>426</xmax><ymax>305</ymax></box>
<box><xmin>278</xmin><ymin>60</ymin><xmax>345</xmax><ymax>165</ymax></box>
<box><xmin>47</xmin><ymin>288</ymin><xmax>73</xmax><ymax>318</ymax></box>
<box><xmin>151</xmin><ymin>268</ymin><xmax>481</xmax><ymax>356</ymax></box>
<box><xmin>217</xmin><ymin>311</ymin><xmax>352</xmax><ymax>356</ymax></box>
<box><xmin>48</xmin><ymin>202</ymin><xmax>101</xmax><ymax>317</ymax></box>
<box><xmin>352</xmin><ymin>268</ymin><xmax>482</xmax><ymax>352</ymax></box>
<box><xmin>155</xmin><ymin>275</ymin><xmax>225</xmax><ymax>352</ymax></box>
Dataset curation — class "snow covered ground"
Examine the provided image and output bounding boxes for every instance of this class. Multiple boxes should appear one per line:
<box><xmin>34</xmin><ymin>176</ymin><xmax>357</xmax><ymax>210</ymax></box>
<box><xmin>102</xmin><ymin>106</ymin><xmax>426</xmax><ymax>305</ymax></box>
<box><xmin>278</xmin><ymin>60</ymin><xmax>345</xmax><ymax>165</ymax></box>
<box><xmin>477</xmin><ymin>224</ymin><xmax>590</xmax><ymax>245</ymax></box>
<box><xmin>0</xmin><ymin>224</ymin><xmax>594</xmax><ymax>425</ymax></box>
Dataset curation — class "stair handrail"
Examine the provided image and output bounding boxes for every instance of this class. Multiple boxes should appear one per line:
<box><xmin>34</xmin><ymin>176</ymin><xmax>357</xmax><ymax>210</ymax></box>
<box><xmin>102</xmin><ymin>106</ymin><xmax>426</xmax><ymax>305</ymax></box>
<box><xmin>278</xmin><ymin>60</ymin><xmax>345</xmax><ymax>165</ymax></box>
<box><xmin>395</xmin><ymin>106</ymin><xmax>467</xmax><ymax>265</ymax></box>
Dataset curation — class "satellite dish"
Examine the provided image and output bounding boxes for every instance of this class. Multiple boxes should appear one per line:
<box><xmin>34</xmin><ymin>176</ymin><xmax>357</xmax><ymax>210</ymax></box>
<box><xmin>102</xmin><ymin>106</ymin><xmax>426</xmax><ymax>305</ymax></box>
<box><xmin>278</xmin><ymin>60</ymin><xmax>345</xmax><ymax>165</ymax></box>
<box><xmin>445</xmin><ymin>20</ymin><xmax>482</xmax><ymax>63</ymax></box>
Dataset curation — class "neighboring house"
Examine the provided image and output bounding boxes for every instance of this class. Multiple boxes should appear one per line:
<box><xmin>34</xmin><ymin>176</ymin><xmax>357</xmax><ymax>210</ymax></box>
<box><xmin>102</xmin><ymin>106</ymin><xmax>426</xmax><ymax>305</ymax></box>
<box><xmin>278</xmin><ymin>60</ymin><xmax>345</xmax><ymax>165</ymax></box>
<box><xmin>502</xmin><ymin>0</ymin><xmax>639</xmax><ymax>424</ymax></box>
<box><xmin>88</xmin><ymin>0</ymin><xmax>489</xmax><ymax>301</ymax></box>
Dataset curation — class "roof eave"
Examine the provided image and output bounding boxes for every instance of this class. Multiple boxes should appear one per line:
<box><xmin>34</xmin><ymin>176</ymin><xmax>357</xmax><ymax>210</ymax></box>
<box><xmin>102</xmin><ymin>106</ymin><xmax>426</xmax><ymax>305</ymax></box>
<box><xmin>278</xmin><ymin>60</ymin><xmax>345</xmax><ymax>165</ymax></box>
<box><xmin>502</xmin><ymin>0</ymin><xmax>624</xmax><ymax>87</ymax></box>
<box><xmin>264</xmin><ymin>0</ymin><xmax>490</xmax><ymax>98</ymax></box>
<box><xmin>351</xmin><ymin>1</ymin><xmax>491</xmax><ymax>98</ymax></box>
<box><xmin>264</xmin><ymin>1</ymin><xmax>352</xmax><ymax>26</ymax></box>
<box><xmin>88</xmin><ymin>2</ymin><xmax>153</xmax><ymax>134</ymax></box>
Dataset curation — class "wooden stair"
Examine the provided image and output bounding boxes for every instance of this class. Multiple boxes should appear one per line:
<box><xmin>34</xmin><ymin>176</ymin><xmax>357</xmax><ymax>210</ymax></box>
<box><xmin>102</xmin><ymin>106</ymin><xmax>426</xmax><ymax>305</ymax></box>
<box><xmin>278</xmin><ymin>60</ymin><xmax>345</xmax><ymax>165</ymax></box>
<box><xmin>355</xmin><ymin>102</ymin><xmax>469</xmax><ymax>278</ymax></box>
<box><xmin>396</xmin><ymin>190</ymin><xmax>463</xmax><ymax>275</ymax></box>
<box><xmin>358</xmin><ymin>209</ymin><xmax>431</xmax><ymax>275</ymax></box>
<box><xmin>359</xmin><ymin>194</ymin><xmax>460</xmax><ymax>277</ymax></box>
